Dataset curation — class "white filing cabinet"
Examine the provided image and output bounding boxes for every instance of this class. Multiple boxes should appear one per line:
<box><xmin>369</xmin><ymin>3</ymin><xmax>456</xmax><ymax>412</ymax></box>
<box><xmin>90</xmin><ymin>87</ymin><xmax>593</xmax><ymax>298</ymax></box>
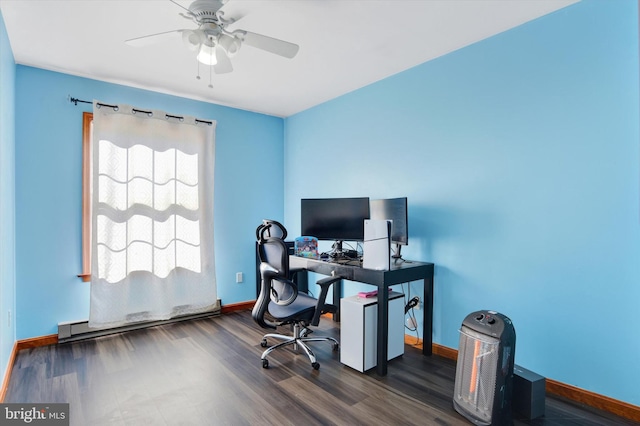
<box><xmin>340</xmin><ymin>291</ymin><xmax>405</xmax><ymax>372</ymax></box>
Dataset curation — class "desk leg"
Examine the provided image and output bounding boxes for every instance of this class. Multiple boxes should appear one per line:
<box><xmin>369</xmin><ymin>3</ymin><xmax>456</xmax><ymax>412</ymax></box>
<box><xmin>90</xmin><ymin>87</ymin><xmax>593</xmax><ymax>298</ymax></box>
<box><xmin>332</xmin><ymin>279</ymin><xmax>342</xmax><ymax>322</ymax></box>
<box><xmin>376</xmin><ymin>284</ymin><xmax>389</xmax><ymax>376</ymax></box>
<box><xmin>423</xmin><ymin>276</ymin><xmax>433</xmax><ymax>356</ymax></box>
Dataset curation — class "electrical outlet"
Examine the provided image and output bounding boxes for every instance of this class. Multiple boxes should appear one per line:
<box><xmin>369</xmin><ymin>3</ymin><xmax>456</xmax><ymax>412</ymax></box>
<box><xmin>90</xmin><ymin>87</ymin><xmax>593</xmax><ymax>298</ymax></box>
<box><xmin>236</xmin><ymin>272</ymin><xmax>243</xmax><ymax>283</ymax></box>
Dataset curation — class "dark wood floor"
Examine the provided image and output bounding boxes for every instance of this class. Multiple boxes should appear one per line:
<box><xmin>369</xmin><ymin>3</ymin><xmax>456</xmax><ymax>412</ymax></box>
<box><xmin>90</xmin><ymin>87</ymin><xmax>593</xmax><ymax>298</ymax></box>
<box><xmin>5</xmin><ymin>310</ymin><xmax>637</xmax><ymax>426</ymax></box>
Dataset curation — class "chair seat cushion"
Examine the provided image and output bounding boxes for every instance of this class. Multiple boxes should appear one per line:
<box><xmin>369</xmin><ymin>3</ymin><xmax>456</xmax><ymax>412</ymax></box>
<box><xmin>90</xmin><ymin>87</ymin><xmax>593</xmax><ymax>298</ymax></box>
<box><xmin>269</xmin><ymin>292</ymin><xmax>316</xmax><ymax>322</ymax></box>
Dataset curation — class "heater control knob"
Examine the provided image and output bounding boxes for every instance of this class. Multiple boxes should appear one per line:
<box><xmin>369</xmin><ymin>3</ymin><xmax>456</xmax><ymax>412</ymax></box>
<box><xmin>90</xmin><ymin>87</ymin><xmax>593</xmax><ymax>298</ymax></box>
<box><xmin>475</xmin><ymin>314</ymin><xmax>484</xmax><ymax>321</ymax></box>
<box><xmin>487</xmin><ymin>318</ymin><xmax>496</xmax><ymax>325</ymax></box>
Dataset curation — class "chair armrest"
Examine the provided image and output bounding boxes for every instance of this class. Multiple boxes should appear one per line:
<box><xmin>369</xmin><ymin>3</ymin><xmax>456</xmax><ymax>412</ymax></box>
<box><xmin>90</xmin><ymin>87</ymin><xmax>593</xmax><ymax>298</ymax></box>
<box><xmin>259</xmin><ymin>263</ymin><xmax>299</xmax><ymax>306</ymax></box>
<box><xmin>317</xmin><ymin>275</ymin><xmax>343</xmax><ymax>287</ymax></box>
<box><xmin>311</xmin><ymin>275</ymin><xmax>343</xmax><ymax>326</ymax></box>
<box><xmin>252</xmin><ymin>263</ymin><xmax>299</xmax><ymax>330</ymax></box>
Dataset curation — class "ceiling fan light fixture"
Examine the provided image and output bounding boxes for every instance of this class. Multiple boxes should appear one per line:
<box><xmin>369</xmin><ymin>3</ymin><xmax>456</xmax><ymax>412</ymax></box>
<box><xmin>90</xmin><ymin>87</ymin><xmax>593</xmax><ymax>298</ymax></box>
<box><xmin>218</xmin><ymin>34</ymin><xmax>241</xmax><ymax>57</ymax></box>
<box><xmin>182</xmin><ymin>30</ymin><xmax>202</xmax><ymax>51</ymax></box>
<box><xmin>197</xmin><ymin>39</ymin><xmax>218</xmax><ymax>65</ymax></box>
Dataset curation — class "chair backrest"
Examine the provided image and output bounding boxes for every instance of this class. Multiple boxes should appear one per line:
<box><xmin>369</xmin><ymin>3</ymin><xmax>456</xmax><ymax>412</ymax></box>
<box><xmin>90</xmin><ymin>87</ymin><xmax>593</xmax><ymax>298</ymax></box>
<box><xmin>252</xmin><ymin>236</ymin><xmax>298</xmax><ymax>329</ymax></box>
<box><xmin>260</xmin><ymin>236</ymin><xmax>290</xmax><ymax>276</ymax></box>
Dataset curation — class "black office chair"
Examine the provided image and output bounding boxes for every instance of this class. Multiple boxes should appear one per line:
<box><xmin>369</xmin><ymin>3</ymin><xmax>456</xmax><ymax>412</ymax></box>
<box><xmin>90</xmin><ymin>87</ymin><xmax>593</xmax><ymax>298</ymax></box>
<box><xmin>252</xmin><ymin>233</ymin><xmax>342</xmax><ymax>370</ymax></box>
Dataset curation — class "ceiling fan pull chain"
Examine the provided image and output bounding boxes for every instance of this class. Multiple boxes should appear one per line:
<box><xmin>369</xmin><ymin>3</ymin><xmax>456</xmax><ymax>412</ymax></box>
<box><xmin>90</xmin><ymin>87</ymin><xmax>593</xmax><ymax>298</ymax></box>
<box><xmin>196</xmin><ymin>58</ymin><xmax>201</xmax><ymax>80</ymax></box>
<box><xmin>209</xmin><ymin>64</ymin><xmax>213</xmax><ymax>89</ymax></box>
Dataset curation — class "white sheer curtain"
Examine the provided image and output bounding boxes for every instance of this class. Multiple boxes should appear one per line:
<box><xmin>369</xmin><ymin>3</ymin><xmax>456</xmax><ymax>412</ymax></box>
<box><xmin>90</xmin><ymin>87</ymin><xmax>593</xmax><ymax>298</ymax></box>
<box><xmin>89</xmin><ymin>102</ymin><xmax>217</xmax><ymax>328</ymax></box>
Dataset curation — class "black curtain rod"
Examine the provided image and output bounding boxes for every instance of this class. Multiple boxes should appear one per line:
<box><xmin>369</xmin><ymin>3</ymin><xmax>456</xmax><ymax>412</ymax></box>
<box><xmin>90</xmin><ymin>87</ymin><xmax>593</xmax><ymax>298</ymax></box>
<box><xmin>68</xmin><ymin>96</ymin><xmax>213</xmax><ymax>125</ymax></box>
<box><xmin>69</xmin><ymin>97</ymin><xmax>91</xmax><ymax>105</ymax></box>
<box><xmin>69</xmin><ymin>97</ymin><xmax>118</xmax><ymax>110</ymax></box>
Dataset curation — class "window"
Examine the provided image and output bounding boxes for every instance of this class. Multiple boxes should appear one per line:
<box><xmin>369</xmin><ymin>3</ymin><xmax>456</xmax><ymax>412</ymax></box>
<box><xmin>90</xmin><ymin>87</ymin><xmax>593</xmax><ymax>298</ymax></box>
<box><xmin>79</xmin><ymin>112</ymin><xmax>92</xmax><ymax>282</ymax></box>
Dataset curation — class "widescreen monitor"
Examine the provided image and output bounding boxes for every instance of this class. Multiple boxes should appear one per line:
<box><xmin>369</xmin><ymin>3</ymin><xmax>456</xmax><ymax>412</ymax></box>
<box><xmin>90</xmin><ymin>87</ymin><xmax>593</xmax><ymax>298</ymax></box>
<box><xmin>301</xmin><ymin>197</ymin><xmax>370</xmax><ymax>242</ymax></box>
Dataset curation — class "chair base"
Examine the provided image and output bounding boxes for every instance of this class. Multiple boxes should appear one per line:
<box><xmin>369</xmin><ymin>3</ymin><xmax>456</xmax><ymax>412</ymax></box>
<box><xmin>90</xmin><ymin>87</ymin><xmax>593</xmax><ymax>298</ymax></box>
<box><xmin>260</xmin><ymin>323</ymin><xmax>339</xmax><ymax>370</ymax></box>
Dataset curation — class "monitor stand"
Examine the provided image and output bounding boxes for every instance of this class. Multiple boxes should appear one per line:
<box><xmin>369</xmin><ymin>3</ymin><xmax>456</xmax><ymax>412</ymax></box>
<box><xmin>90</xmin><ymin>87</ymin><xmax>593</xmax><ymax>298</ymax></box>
<box><xmin>392</xmin><ymin>243</ymin><xmax>403</xmax><ymax>259</ymax></box>
<box><xmin>331</xmin><ymin>240</ymin><xmax>345</xmax><ymax>258</ymax></box>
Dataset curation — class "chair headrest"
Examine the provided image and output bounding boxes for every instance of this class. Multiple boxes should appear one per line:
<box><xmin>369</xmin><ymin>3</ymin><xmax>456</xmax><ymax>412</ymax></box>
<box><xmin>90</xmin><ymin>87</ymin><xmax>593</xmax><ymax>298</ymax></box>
<box><xmin>256</xmin><ymin>219</ymin><xmax>288</xmax><ymax>243</ymax></box>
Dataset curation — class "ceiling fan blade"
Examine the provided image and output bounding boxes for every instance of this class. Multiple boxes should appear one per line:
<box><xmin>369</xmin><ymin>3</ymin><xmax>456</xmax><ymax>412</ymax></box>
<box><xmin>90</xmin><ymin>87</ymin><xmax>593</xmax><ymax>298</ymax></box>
<box><xmin>169</xmin><ymin>0</ymin><xmax>192</xmax><ymax>14</ymax></box>
<box><xmin>125</xmin><ymin>30</ymin><xmax>184</xmax><ymax>47</ymax></box>
<box><xmin>236</xmin><ymin>30</ymin><xmax>299</xmax><ymax>59</ymax></box>
<box><xmin>214</xmin><ymin>47</ymin><xmax>233</xmax><ymax>74</ymax></box>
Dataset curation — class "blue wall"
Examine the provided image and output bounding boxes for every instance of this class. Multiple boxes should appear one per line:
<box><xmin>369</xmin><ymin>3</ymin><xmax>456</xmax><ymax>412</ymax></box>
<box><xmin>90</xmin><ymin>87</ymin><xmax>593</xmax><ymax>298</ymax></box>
<box><xmin>0</xmin><ymin>10</ymin><xmax>16</xmax><ymax>389</ymax></box>
<box><xmin>284</xmin><ymin>0</ymin><xmax>639</xmax><ymax>406</ymax></box>
<box><xmin>14</xmin><ymin>67</ymin><xmax>284</xmax><ymax>339</ymax></box>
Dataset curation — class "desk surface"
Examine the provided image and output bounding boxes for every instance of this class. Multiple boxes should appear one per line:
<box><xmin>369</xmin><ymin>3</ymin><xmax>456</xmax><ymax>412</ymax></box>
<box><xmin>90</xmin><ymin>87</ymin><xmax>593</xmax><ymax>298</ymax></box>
<box><xmin>289</xmin><ymin>256</ymin><xmax>434</xmax><ymax>287</ymax></box>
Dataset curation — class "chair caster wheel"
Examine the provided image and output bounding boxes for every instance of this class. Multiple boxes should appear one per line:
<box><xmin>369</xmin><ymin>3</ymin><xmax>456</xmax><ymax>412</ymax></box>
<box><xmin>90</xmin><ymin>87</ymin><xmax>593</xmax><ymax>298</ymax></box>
<box><xmin>262</xmin><ymin>359</ymin><xmax>269</xmax><ymax>369</ymax></box>
<box><xmin>312</xmin><ymin>362</ymin><xmax>320</xmax><ymax>370</ymax></box>
<box><xmin>260</xmin><ymin>339</ymin><xmax>268</xmax><ymax>348</ymax></box>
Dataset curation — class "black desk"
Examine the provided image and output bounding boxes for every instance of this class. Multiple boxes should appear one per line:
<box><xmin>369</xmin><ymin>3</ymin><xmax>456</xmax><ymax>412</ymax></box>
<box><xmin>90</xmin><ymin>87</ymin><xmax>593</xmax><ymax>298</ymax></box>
<box><xmin>289</xmin><ymin>256</ymin><xmax>435</xmax><ymax>376</ymax></box>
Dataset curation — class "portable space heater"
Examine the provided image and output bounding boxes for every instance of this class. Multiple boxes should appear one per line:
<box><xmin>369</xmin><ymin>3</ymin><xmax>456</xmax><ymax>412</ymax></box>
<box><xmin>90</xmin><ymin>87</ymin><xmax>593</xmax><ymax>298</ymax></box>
<box><xmin>453</xmin><ymin>310</ymin><xmax>516</xmax><ymax>425</ymax></box>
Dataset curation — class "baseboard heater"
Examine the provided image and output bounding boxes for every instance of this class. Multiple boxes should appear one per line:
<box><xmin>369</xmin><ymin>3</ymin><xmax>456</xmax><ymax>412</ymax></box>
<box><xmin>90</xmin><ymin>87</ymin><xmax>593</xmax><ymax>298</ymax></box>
<box><xmin>58</xmin><ymin>299</ymin><xmax>221</xmax><ymax>343</ymax></box>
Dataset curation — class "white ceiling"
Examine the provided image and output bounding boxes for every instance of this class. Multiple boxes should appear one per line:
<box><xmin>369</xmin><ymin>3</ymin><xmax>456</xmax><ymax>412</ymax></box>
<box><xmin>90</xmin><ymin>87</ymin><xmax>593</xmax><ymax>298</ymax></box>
<box><xmin>0</xmin><ymin>0</ymin><xmax>578</xmax><ymax>117</ymax></box>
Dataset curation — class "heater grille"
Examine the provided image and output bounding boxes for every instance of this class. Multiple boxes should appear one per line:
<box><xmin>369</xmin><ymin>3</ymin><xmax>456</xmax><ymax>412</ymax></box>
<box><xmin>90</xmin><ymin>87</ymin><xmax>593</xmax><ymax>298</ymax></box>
<box><xmin>454</xmin><ymin>326</ymin><xmax>500</xmax><ymax>424</ymax></box>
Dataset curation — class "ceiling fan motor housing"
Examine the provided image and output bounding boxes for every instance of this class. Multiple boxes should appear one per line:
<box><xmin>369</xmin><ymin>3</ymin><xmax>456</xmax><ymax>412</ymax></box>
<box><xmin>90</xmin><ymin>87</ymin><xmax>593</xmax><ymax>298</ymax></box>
<box><xmin>189</xmin><ymin>0</ymin><xmax>226</xmax><ymax>23</ymax></box>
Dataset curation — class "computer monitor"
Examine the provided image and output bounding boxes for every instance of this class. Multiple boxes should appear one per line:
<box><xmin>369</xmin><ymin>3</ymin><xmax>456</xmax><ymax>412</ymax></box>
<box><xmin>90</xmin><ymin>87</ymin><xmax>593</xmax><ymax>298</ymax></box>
<box><xmin>300</xmin><ymin>197</ymin><xmax>370</xmax><ymax>249</ymax></box>
<box><xmin>370</xmin><ymin>197</ymin><xmax>408</xmax><ymax>258</ymax></box>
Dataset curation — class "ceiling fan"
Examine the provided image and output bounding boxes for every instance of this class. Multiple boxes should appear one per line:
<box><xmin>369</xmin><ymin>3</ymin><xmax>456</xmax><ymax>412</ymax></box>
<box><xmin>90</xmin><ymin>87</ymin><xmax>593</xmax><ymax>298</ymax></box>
<box><xmin>125</xmin><ymin>0</ymin><xmax>299</xmax><ymax>77</ymax></box>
